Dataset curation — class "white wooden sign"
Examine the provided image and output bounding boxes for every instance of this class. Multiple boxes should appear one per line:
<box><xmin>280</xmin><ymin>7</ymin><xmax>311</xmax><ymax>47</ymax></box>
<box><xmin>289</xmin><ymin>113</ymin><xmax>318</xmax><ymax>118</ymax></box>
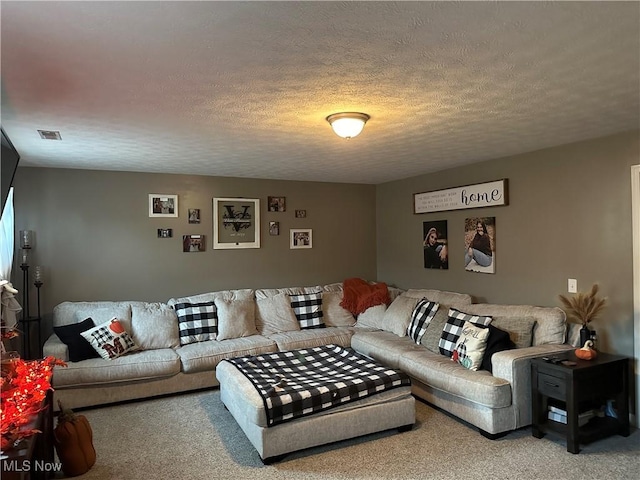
<box><xmin>414</xmin><ymin>179</ymin><xmax>508</xmax><ymax>214</ymax></box>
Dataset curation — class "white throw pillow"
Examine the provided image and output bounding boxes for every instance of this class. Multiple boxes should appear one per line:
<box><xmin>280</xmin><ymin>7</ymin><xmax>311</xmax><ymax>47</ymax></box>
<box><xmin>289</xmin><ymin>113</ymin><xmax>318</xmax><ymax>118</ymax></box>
<box><xmin>80</xmin><ymin>318</ymin><xmax>138</xmax><ymax>360</ymax></box>
<box><xmin>452</xmin><ymin>321</ymin><xmax>490</xmax><ymax>371</ymax></box>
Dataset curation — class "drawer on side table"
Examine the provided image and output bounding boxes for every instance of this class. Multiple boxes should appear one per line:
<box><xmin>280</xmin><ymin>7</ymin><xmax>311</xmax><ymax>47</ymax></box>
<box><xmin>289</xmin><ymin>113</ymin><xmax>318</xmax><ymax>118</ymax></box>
<box><xmin>537</xmin><ymin>372</ymin><xmax>566</xmax><ymax>399</ymax></box>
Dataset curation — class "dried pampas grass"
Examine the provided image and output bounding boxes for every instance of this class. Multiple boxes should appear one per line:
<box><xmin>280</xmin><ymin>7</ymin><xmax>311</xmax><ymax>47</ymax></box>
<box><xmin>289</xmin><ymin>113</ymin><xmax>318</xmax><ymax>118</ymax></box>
<box><xmin>558</xmin><ymin>283</ymin><xmax>607</xmax><ymax>326</ymax></box>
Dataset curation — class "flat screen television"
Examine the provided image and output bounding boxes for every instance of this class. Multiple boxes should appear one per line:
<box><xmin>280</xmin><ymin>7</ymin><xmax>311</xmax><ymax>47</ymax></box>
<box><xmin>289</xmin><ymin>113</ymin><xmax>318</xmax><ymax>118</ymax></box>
<box><xmin>1</xmin><ymin>127</ymin><xmax>21</xmax><ymax>213</ymax></box>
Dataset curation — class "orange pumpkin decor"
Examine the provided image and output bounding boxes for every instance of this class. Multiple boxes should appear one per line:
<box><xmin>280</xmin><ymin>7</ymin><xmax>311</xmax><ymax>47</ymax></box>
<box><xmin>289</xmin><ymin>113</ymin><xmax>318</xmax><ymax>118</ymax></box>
<box><xmin>575</xmin><ymin>340</ymin><xmax>598</xmax><ymax>361</ymax></box>
<box><xmin>108</xmin><ymin>318</ymin><xmax>126</xmax><ymax>334</ymax></box>
<box><xmin>54</xmin><ymin>401</ymin><xmax>96</xmax><ymax>477</ymax></box>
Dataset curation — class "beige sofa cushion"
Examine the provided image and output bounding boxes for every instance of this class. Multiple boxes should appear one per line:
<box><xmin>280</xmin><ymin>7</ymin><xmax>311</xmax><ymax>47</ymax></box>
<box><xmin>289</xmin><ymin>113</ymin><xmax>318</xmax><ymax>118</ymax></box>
<box><xmin>382</xmin><ymin>295</ymin><xmax>419</xmax><ymax>337</ymax></box>
<box><xmin>255</xmin><ymin>293</ymin><xmax>300</xmax><ymax>335</ymax></box>
<box><xmin>267</xmin><ymin>328</ymin><xmax>353</xmax><ymax>351</ymax></box>
<box><xmin>458</xmin><ymin>304</ymin><xmax>566</xmax><ymax>346</ymax></box>
<box><xmin>255</xmin><ymin>287</ymin><xmax>306</xmax><ymax>300</ymax></box>
<box><xmin>355</xmin><ymin>304</ymin><xmax>387</xmax><ymax>330</ymax></box>
<box><xmin>420</xmin><ymin>306</ymin><xmax>452</xmax><ymax>354</ymax></box>
<box><xmin>168</xmin><ymin>289</ymin><xmax>255</xmax><ymax>306</ymax></box>
<box><xmin>130</xmin><ymin>302</ymin><xmax>180</xmax><ymax>349</ymax></box>
<box><xmin>490</xmin><ymin>316</ymin><xmax>537</xmax><ymax>348</ymax></box>
<box><xmin>323</xmin><ymin>291</ymin><xmax>356</xmax><ymax>327</ymax></box>
<box><xmin>51</xmin><ymin>349</ymin><xmax>181</xmax><ymax>388</ymax></box>
<box><xmin>53</xmin><ymin>301</ymin><xmax>133</xmax><ymax>332</ymax></box>
<box><xmin>175</xmin><ymin>336</ymin><xmax>277</xmax><ymax>374</ymax></box>
<box><xmin>403</xmin><ymin>289</ymin><xmax>472</xmax><ymax>306</ymax></box>
<box><xmin>215</xmin><ymin>297</ymin><xmax>258</xmax><ymax>341</ymax></box>
<box><xmin>399</xmin><ymin>349</ymin><xmax>512</xmax><ymax>408</ymax></box>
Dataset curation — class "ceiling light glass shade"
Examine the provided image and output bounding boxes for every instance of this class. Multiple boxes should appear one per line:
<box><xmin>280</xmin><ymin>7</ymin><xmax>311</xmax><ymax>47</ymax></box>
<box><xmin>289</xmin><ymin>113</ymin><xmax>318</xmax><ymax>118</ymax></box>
<box><xmin>326</xmin><ymin>112</ymin><xmax>370</xmax><ymax>139</ymax></box>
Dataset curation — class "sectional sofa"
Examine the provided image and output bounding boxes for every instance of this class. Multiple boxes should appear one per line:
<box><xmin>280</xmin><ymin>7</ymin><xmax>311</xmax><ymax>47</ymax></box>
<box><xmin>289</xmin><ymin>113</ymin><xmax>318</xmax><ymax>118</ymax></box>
<box><xmin>43</xmin><ymin>282</ymin><xmax>573</xmax><ymax>437</ymax></box>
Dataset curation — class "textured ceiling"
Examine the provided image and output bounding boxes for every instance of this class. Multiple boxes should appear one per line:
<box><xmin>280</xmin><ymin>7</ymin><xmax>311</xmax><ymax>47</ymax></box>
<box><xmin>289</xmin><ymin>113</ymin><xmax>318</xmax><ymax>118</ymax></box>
<box><xmin>1</xmin><ymin>1</ymin><xmax>639</xmax><ymax>185</ymax></box>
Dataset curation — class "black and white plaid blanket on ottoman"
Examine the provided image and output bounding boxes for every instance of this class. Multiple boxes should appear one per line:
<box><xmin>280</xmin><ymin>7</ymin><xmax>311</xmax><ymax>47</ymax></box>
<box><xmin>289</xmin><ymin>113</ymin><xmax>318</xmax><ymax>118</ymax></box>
<box><xmin>223</xmin><ymin>344</ymin><xmax>411</xmax><ymax>427</ymax></box>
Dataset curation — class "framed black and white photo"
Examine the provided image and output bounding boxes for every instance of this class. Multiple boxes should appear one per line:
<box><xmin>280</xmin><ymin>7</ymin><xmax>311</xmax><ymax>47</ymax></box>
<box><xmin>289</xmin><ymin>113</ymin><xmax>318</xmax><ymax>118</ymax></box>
<box><xmin>295</xmin><ymin>209</ymin><xmax>306</xmax><ymax>218</ymax></box>
<box><xmin>290</xmin><ymin>228</ymin><xmax>312</xmax><ymax>249</ymax></box>
<box><xmin>269</xmin><ymin>221</ymin><xmax>279</xmax><ymax>236</ymax></box>
<box><xmin>149</xmin><ymin>194</ymin><xmax>178</xmax><ymax>217</ymax></box>
<box><xmin>213</xmin><ymin>197</ymin><xmax>260</xmax><ymax>249</ymax></box>
<box><xmin>157</xmin><ymin>228</ymin><xmax>173</xmax><ymax>238</ymax></box>
<box><xmin>188</xmin><ymin>208</ymin><xmax>201</xmax><ymax>224</ymax></box>
<box><xmin>183</xmin><ymin>234</ymin><xmax>205</xmax><ymax>252</ymax></box>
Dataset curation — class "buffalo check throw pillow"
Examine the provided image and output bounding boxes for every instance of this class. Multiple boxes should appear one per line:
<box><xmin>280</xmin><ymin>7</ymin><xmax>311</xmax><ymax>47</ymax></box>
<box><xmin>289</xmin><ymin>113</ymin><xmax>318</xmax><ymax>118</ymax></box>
<box><xmin>439</xmin><ymin>308</ymin><xmax>492</xmax><ymax>357</ymax></box>
<box><xmin>174</xmin><ymin>301</ymin><xmax>218</xmax><ymax>345</ymax></box>
<box><xmin>290</xmin><ymin>292</ymin><xmax>325</xmax><ymax>329</ymax></box>
<box><xmin>407</xmin><ymin>299</ymin><xmax>439</xmax><ymax>344</ymax></box>
<box><xmin>80</xmin><ymin>318</ymin><xmax>138</xmax><ymax>360</ymax></box>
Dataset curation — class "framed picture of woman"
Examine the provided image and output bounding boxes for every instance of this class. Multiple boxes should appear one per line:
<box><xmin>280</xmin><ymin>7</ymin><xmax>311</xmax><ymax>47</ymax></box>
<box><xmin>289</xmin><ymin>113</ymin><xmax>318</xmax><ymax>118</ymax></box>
<box><xmin>464</xmin><ymin>217</ymin><xmax>496</xmax><ymax>273</ymax></box>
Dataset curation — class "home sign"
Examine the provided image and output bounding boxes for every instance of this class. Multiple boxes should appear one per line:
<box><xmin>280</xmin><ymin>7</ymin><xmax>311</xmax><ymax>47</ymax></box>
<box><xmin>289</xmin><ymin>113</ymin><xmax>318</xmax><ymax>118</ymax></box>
<box><xmin>414</xmin><ymin>179</ymin><xmax>508</xmax><ymax>214</ymax></box>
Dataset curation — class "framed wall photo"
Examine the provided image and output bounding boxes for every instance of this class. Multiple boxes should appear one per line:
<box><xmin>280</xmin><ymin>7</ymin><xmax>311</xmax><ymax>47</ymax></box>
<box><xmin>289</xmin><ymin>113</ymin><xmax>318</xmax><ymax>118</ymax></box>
<box><xmin>157</xmin><ymin>228</ymin><xmax>172</xmax><ymax>238</ymax></box>
<box><xmin>213</xmin><ymin>197</ymin><xmax>260</xmax><ymax>249</ymax></box>
<box><xmin>268</xmin><ymin>196</ymin><xmax>286</xmax><ymax>212</ymax></box>
<box><xmin>269</xmin><ymin>221</ymin><xmax>279</xmax><ymax>236</ymax></box>
<box><xmin>149</xmin><ymin>194</ymin><xmax>178</xmax><ymax>217</ymax></box>
<box><xmin>290</xmin><ymin>228</ymin><xmax>312</xmax><ymax>249</ymax></box>
<box><xmin>423</xmin><ymin>220</ymin><xmax>448</xmax><ymax>270</ymax></box>
<box><xmin>188</xmin><ymin>208</ymin><xmax>201</xmax><ymax>224</ymax></box>
<box><xmin>464</xmin><ymin>217</ymin><xmax>496</xmax><ymax>274</ymax></box>
<box><xmin>183</xmin><ymin>234</ymin><xmax>205</xmax><ymax>252</ymax></box>
<box><xmin>295</xmin><ymin>209</ymin><xmax>306</xmax><ymax>218</ymax></box>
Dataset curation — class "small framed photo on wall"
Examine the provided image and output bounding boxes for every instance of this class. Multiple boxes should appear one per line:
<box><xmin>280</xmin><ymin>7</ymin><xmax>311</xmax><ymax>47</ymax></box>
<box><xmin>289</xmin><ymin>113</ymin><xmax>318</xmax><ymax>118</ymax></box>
<box><xmin>268</xmin><ymin>196</ymin><xmax>286</xmax><ymax>212</ymax></box>
<box><xmin>183</xmin><ymin>234</ymin><xmax>205</xmax><ymax>252</ymax></box>
<box><xmin>290</xmin><ymin>228</ymin><xmax>312</xmax><ymax>249</ymax></box>
<box><xmin>149</xmin><ymin>194</ymin><xmax>178</xmax><ymax>217</ymax></box>
<box><xmin>269</xmin><ymin>221</ymin><xmax>279</xmax><ymax>236</ymax></box>
<box><xmin>295</xmin><ymin>209</ymin><xmax>306</xmax><ymax>218</ymax></box>
<box><xmin>188</xmin><ymin>209</ymin><xmax>201</xmax><ymax>224</ymax></box>
<box><xmin>157</xmin><ymin>228</ymin><xmax>173</xmax><ymax>238</ymax></box>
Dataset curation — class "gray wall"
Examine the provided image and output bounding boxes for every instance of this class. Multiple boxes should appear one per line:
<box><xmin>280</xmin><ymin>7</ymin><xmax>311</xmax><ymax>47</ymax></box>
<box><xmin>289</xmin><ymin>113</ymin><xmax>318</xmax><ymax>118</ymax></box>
<box><xmin>13</xmin><ymin>169</ymin><xmax>377</xmax><ymax>316</ymax></box>
<box><xmin>376</xmin><ymin>130</ymin><xmax>639</xmax><ymax>357</ymax></box>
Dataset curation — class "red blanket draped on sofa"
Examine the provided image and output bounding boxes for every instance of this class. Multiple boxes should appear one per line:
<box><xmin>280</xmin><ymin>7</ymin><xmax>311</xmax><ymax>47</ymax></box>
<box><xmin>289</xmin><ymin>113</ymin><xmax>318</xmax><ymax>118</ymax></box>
<box><xmin>340</xmin><ymin>278</ymin><xmax>390</xmax><ymax>316</ymax></box>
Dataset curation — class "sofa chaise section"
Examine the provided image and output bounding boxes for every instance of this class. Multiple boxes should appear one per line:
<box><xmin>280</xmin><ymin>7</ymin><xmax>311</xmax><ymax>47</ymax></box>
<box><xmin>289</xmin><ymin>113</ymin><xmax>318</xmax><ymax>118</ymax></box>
<box><xmin>351</xmin><ymin>292</ymin><xmax>574</xmax><ymax>437</ymax></box>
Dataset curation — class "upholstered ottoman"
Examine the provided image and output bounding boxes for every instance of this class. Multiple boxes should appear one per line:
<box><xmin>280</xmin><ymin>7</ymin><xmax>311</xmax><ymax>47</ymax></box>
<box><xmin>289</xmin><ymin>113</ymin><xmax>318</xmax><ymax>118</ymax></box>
<box><xmin>216</xmin><ymin>345</ymin><xmax>415</xmax><ymax>463</ymax></box>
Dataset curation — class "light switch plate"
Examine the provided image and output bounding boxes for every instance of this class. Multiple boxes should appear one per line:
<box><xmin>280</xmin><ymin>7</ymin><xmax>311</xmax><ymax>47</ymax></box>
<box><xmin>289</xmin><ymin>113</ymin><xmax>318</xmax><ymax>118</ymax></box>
<box><xmin>568</xmin><ymin>279</ymin><xmax>577</xmax><ymax>293</ymax></box>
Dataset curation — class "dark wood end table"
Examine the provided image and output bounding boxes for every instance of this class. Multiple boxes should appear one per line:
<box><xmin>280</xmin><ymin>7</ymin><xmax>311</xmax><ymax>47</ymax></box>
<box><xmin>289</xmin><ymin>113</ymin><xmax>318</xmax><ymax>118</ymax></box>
<box><xmin>531</xmin><ymin>351</ymin><xmax>630</xmax><ymax>453</ymax></box>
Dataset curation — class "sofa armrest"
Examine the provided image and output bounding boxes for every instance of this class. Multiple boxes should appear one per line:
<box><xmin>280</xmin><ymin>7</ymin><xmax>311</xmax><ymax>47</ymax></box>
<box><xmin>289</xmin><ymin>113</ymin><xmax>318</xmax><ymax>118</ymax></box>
<box><xmin>491</xmin><ymin>344</ymin><xmax>574</xmax><ymax>428</ymax></box>
<box><xmin>43</xmin><ymin>334</ymin><xmax>69</xmax><ymax>362</ymax></box>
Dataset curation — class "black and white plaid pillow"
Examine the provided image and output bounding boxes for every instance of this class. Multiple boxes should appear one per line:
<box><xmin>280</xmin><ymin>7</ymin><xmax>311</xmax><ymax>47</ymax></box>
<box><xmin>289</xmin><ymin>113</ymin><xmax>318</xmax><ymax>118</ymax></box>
<box><xmin>174</xmin><ymin>301</ymin><xmax>218</xmax><ymax>345</ymax></box>
<box><xmin>407</xmin><ymin>299</ymin><xmax>439</xmax><ymax>344</ymax></box>
<box><xmin>439</xmin><ymin>308</ymin><xmax>492</xmax><ymax>357</ymax></box>
<box><xmin>290</xmin><ymin>292</ymin><xmax>325</xmax><ymax>329</ymax></box>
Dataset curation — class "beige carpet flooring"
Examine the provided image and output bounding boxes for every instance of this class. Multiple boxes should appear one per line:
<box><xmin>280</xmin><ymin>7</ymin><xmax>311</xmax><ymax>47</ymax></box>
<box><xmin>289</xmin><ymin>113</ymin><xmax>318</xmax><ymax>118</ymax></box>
<box><xmin>57</xmin><ymin>389</ymin><xmax>639</xmax><ymax>480</ymax></box>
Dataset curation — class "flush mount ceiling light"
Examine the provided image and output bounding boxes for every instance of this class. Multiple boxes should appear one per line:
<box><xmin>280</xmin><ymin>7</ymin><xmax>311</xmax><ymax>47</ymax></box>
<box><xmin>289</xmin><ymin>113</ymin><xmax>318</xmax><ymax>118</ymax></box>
<box><xmin>326</xmin><ymin>112</ymin><xmax>370</xmax><ymax>139</ymax></box>
<box><xmin>37</xmin><ymin>130</ymin><xmax>62</xmax><ymax>140</ymax></box>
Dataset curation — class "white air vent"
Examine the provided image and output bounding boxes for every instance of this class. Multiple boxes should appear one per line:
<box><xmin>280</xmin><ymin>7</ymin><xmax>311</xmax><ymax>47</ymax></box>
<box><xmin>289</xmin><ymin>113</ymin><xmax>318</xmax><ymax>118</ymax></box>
<box><xmin>38</xmin><ymin>130</ymin><xmax>62</xmax><ymax>140</ymax></box>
